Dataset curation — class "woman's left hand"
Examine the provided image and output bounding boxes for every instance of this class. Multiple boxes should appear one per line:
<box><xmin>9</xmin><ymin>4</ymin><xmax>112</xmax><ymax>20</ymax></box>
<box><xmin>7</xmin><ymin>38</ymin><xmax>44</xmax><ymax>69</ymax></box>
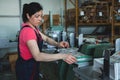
<box><xmin>62</xmin><ymin>53</ymin><xmax>77</xmax><ymax>64</ymax></box>
<box><xmin>59</xmin><ymin>41</ymin><xmax>69</xmax><ymax>48</ymax></box>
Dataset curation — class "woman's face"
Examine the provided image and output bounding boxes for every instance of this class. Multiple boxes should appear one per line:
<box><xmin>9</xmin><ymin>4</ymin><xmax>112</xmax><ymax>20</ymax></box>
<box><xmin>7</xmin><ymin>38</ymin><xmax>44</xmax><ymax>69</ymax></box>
<box><xmin>27</xmin><ymin>10</ymin><xmax>43</xmax><ymax>27</ymax></box>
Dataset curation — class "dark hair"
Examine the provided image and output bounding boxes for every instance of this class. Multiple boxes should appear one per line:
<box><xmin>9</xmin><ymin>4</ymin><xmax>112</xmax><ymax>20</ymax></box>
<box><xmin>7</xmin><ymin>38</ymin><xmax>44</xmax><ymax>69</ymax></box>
<box><xmin>22</xmin><ymin>2</ymin><xmax>43</xmax><ymax>22</ymax></box>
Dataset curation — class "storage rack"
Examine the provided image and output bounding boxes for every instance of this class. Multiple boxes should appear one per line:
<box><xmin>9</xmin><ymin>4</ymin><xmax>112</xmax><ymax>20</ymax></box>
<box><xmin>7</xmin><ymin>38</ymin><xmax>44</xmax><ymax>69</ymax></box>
<box><xmin>77</xmin><ymin>1</ymin><xmax>110</xmax><ymax>24</ymax></box>
<box><xmin>111</xmin><ymin>0</ymin><xmax>120</xmax><ymax>43</ymax></box>
<box><xmin>65</xmin><ymin>0</ymin><xmax>112</xmax><ymax>42</ymax></box>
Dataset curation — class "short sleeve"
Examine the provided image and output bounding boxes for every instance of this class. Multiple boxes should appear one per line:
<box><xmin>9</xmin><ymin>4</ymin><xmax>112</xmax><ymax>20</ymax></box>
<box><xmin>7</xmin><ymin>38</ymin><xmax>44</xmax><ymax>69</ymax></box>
<box><xmin>20</xmin><ymin>27</ymin><xmax>37</xmax><ymax>43</ymax></box>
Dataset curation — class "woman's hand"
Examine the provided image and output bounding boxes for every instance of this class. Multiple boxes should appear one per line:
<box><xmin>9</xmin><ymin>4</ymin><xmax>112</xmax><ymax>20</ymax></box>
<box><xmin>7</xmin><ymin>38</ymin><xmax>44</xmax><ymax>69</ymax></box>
<box><xmin>61</xmin><ymin>54</ymin><xmax>77</xmax><ymax>64</ymax></box>
<box><xmin>59</xmin><ymin>41</ymin><xmax>69</xmax><ymax>48</ymax></box>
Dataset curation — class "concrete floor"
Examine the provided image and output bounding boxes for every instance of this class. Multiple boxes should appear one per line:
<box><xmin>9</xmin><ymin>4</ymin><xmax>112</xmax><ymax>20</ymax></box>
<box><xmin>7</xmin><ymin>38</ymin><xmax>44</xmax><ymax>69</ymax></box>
<box><xmin>0</xmin><ymin>59</ymin><xmax>16</xmax><ymax>80</ymax></box>
<box><xmin>0</xmin><ymin>72</ymin><xmax>16</xmax><ymax>80</ymax></box>
<box><xmin>0</xmin><ymin>61</ymin><xmax>59</xmax><ymax>80</ymax></box>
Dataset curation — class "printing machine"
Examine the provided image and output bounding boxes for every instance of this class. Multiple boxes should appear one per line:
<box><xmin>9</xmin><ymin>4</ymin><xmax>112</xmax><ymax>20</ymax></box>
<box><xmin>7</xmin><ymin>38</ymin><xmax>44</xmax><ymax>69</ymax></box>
<box><xmin>73</xmin><ymin>49</ymin><xmax>115</xmax><ymax>80</ymax></box>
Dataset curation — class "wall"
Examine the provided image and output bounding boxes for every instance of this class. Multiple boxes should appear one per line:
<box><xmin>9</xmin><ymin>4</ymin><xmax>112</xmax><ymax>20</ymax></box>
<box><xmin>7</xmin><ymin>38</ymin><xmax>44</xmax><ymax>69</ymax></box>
<box><xmin>0</xmin><ymin>0</ymin><xmax>20</xmax><ymax>40</ymax></box>
<box><xmin>21</xmin><ymin>0</ymin><xmax>64</xmax><ymax>14</ymax></box>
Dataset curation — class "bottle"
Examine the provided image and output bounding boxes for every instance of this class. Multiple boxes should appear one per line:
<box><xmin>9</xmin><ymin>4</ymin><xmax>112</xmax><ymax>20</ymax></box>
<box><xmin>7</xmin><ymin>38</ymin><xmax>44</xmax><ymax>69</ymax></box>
<box><xmin>62</xmin><ymin>31</ymin><xmax>67</xmax><ymax>41</ymax></box>
<box><xmin>69</xmin><ymin>33</ymin><xmax>75</xmax><ymax>48</ymax></box>
<box><xmin>78</xmin><ymin>34</ymin><xmax>83</xmax><ymax>47</ymax></box>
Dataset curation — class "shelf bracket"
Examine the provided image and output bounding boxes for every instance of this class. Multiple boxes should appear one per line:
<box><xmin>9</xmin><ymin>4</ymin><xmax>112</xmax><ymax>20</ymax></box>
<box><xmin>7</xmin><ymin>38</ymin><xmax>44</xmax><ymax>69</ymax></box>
<box><xmin>69</xmin><ymin>0</ymin><xmax>75</xmax><ymax>7</ymax></box>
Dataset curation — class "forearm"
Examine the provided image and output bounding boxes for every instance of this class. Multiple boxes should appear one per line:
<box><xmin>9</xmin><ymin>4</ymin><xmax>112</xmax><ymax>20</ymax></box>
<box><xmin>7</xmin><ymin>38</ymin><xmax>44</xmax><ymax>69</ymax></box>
<box><xmin>35</xmin><ymin>52</ymin><xmax>65</xmax><ymax>62</ymax></box>
<box><xmin>40</xmin><ymin>32</ymin><xmax>60</xmax><ymax>47</ymax></box>
<box><xmin>46</xmin><ymin>37</ymin><xmax>60</xmax><ymax>47</ymax></box>
<box><xmin>34</xmin><ymin>52</ymin><xmax>77</xmax><ymax>64</ymax></box>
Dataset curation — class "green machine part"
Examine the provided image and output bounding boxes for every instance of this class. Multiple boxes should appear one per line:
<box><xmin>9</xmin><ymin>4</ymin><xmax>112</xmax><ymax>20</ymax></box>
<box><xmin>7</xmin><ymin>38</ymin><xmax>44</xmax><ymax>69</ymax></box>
<box><xmin>80</xmin><ymin>43</ymin><xmax>97</xmax><ymax>56</ymax></box>
<box><xmin>58</xmin><ymin>61</ymin><xmax>69</xmax><ymax>80</ymax></box>
<box><xmin>58</xmin><ymin>52</ymin><xmax>93</xmax><ymax>80</ymax></box>
<box><xmin>65</xmin><ymin>54</ymin><xmax>92</xmax><ymax>80</ymax></box>
<box><xmin>58</xmin><ymin>61</ymin><xmax>78</xmax><ymax>80</ymax></box>
<box><xmin>66</xmin><ymin>64</ymin><xmax>78</xmax><ymax>80</ymax></box>
<box><xmin>80</xmin><ymin>43</ymin><xmax>112</xmax><ymax>58</ymax></box>
<box><xmin>93</xmin><ymin>43</ymin><xmax>112</xmax><ymax>58</ymax></box>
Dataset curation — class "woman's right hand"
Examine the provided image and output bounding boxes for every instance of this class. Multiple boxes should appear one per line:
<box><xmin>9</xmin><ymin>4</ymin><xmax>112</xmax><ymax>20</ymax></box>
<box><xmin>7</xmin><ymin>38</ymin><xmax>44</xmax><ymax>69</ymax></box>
<box><xmin>62</xmin><ymin>54</ymin><xmax>77</xmax><ymax>64</ymax></box>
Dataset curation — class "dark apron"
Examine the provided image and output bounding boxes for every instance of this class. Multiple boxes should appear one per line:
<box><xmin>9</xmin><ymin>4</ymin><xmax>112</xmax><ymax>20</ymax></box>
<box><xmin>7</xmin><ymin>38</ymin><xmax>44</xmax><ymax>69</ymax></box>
<box><xmin>15</xmin><ymin>25</ymin><xmax>43</xmax><ymax>80</ymax></box>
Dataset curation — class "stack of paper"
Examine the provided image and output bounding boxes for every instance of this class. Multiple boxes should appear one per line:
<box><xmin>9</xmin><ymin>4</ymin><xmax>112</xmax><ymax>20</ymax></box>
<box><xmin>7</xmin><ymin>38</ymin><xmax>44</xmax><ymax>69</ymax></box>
<box><xmin>74</xmin><ymin>52</ymin><xmax>93</xmax><ymax>67</ymax></box>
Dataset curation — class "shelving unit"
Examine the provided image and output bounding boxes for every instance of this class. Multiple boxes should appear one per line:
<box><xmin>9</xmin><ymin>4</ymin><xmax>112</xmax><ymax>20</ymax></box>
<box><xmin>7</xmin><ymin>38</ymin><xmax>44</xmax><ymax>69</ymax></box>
<box><xmin>65</xmin><ymin>0</ymin><xmax>113</xmax><ymax>42</ymax></box>
<box><xmin>111</xmin><ymin>0</ymin><xmax>120</xmax><ymax>43</ymax></box>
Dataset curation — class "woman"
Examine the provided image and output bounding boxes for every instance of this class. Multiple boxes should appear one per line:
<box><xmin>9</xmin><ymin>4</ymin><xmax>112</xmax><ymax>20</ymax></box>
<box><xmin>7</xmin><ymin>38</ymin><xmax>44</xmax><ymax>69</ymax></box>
<box><xmin>15</xmin><ymin>2</ymin><xmax>77</xmax><ymax>80</ymax></box>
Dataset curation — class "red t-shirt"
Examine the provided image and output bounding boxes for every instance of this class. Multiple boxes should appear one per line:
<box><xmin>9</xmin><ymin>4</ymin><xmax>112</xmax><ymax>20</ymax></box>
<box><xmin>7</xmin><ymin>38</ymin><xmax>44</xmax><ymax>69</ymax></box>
<box><xmin>19</xmin><ymin>26</ymin><xmax>37</xmax><ymax>60</ymax></box>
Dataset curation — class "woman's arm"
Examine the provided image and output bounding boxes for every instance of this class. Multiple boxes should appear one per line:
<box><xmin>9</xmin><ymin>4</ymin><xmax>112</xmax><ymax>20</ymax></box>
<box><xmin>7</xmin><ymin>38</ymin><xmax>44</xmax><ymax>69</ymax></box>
<box><xmin>39</xmin><ymin>32</ymin><xmax>69</xmax><ymax>48</ymax></box>
<box><xmin>27</xmin><ymin>40</ymin><xmax>76</xmax><ymax>64</ymax></box>
<box><xmin>39</xmin><ymin>32</ymin><xmax>59</xmax><ymax>47</ymax></box>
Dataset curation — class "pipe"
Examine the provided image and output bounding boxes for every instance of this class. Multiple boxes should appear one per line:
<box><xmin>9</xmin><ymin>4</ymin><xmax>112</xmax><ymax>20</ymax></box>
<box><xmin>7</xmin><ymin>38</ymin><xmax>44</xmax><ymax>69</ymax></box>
<box><xmin>60</xmin><ymin>8</ymin><xmax>63</xmax><ymax>26</ymax></box>
<box><xmin>49</xmin><ymin>11</ymin><xmax>53</xmax><ymax>27</ymax></box>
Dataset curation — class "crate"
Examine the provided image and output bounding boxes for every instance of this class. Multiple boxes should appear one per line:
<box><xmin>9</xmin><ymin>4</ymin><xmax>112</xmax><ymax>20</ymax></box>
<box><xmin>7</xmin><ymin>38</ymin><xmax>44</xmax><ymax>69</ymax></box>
<box><xmin>8</xmin><ymin>52</ymin><xmax>18</xmax><ymax>73</ymax></box>
<box><xmin>43</xmin><ymin>14</ymin><xmax>60</xmax><ymax>26</ymax></box>
<box><xmin>42</xmin><ymin>14</ymin><xmax>60</xmax><ymax>33</ymax></box>
<box><xmin>53</xmin><ymin>15</ymin><xmax>60</xmax><ymax>26</ymax></box>
<box><xmin>67</xmin><ymin>8</ymin><xmax>76</xmax><ymax>23</ymax></box>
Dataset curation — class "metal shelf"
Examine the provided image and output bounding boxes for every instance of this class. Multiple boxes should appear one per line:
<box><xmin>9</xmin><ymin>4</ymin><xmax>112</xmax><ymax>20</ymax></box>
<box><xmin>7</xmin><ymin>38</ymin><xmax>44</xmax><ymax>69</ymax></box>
<box><xmin>0</xmin><ymin>15</ymin><xmax>20</xmax><ymax>17</ymax></box>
